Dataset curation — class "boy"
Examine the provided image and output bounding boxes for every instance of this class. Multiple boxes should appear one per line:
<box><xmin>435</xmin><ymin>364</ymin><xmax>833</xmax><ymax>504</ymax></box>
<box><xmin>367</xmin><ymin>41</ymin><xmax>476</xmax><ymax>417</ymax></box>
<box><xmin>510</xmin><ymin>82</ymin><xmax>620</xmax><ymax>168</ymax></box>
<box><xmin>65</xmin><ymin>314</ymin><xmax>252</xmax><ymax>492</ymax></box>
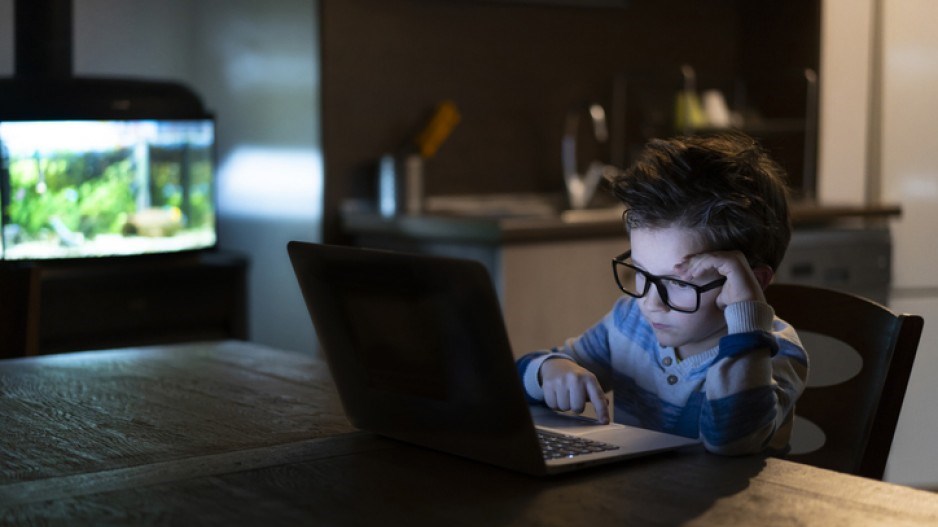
<box><xmin>517</xmin><ymin>132</ymin><xmax>808</xmax><ymax>455</ymax></box>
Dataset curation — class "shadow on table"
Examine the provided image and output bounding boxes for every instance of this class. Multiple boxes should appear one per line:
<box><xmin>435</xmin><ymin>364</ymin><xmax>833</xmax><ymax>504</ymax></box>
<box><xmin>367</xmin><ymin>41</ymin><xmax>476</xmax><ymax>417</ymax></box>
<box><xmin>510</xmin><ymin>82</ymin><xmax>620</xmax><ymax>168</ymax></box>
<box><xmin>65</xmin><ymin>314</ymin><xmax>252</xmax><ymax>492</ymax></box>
<box><xmin>1</xmin><ymin>437</ymin><xmax>767</xmax><ymax>525</ymax></box>
<box><xmin>298</xmin><ymin>441</ymin><xmax>767</xmax><ymax>526</ymax></box>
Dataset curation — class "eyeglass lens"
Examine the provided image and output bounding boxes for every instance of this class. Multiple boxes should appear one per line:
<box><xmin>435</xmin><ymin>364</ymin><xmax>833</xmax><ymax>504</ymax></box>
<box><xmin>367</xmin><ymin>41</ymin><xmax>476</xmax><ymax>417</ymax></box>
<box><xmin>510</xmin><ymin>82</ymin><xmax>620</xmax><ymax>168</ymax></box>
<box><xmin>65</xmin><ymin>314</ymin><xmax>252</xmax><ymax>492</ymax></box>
<box><xmin>614</xmin><ymin>260</ymin><xmax>701</xmax><ymax>312</ymax></box>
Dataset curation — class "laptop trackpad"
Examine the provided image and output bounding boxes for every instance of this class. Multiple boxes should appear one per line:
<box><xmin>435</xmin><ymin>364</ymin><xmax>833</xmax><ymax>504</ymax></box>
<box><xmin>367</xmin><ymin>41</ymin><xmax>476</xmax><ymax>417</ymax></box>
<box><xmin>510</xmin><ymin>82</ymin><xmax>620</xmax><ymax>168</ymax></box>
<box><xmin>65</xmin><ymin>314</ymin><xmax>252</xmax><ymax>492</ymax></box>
<box><xmin>531</xmin><ymin>406</ymin><xmax>619</xmax><ymax>435</ymax></box>
<box><xmin>531</xmin><ymin>405</ymin><xmax>699</xmax><ymax>449</ymax></box>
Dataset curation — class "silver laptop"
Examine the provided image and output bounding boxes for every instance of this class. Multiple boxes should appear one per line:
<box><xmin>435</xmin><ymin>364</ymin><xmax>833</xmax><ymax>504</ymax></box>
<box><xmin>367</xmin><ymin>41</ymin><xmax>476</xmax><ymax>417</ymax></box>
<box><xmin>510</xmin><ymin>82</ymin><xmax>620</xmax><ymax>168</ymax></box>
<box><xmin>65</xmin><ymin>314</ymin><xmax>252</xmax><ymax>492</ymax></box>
<box><xmin>287</xmin><ymin>241</ymin><xmax>698</xmax><ymax>476</ymax></box>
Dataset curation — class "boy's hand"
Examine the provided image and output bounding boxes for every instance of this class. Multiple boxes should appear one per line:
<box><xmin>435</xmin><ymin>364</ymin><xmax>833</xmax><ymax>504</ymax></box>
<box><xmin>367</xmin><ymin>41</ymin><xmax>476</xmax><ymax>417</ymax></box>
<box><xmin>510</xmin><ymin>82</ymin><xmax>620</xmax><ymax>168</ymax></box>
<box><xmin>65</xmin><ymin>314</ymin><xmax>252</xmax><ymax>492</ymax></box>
<box><xmin>539</xmin><ymin>358</ymin><xmax>610</xmax><ymax>424</ymax></box>
<box><xmin>676</xmin><ymin>250</ymin><xmax>766</xmax><ymax>310</ymax></box>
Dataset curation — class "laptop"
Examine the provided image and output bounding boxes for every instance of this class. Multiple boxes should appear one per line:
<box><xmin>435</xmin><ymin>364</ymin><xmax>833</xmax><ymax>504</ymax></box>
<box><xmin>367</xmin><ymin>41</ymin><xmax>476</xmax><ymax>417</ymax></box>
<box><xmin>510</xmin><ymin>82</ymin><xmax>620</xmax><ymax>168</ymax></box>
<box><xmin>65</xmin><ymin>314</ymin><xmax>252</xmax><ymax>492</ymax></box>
<box><xmin>287</xmin><ymin>241</ymin><xmax>699</xmax><ymax>476</ymax></box>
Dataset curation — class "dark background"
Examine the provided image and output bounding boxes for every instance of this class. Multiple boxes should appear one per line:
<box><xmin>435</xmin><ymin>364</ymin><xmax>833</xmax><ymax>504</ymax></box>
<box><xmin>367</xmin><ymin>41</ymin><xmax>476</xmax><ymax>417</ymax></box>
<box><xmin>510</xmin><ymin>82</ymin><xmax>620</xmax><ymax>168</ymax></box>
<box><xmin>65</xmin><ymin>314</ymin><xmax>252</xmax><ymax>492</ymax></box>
<box><xmin>320</xmin><ymin>0</ymin><xmax>820</xmax><ymax>243</ymax></box>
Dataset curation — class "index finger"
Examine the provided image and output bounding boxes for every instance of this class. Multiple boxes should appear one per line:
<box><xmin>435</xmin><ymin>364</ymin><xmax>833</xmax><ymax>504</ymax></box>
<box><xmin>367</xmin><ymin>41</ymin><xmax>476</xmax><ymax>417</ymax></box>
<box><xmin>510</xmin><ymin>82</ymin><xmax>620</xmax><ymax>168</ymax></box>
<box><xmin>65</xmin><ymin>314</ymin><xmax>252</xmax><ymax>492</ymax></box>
<box><xmin>585</xmin><ymin>381</ymin><xmax>610</xmax><ymax>425</ymax></box>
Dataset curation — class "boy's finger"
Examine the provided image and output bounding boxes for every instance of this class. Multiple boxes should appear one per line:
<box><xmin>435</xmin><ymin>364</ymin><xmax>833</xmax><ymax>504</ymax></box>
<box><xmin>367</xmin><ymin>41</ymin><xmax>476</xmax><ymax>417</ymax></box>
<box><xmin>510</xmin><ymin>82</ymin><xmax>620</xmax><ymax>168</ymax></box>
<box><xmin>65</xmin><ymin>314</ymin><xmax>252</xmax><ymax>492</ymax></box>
<box><xmin>586</xmin><ymin>382</ymin><xmax>610</xmax><ymax>424</ymax></box>
<box><xmin>554</xmin><ymin>387</ymin><xmax>570</xmax><ymax>411</ymax></box>
<box><xmin>544</xmin><ymin>387</ymin><xmax>557</xmax><ymax>410</ymax></box>
<box><xmin>569</xmin><ymin>388</ymin><xmax>587</xmax><ymax>414</ymax></box>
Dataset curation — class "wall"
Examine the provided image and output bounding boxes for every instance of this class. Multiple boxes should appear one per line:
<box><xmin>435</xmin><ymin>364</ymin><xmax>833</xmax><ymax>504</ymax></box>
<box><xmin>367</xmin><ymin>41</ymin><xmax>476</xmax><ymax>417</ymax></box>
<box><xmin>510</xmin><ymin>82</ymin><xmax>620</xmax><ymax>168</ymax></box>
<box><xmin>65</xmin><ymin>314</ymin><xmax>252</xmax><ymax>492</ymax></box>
<box><xmin>0</xmin><ymin>0</ymin><xmax>322</xmax><ymax>353</ymax></box>
<box><xmin>187</xmin><ymin>1</ymin><xmax>322</xmax><ymax>354</ymax></box>
<box><xmin>817</xmin><ymin>0</ymin><xmax>873</xmax><ymax>204</ymax></box>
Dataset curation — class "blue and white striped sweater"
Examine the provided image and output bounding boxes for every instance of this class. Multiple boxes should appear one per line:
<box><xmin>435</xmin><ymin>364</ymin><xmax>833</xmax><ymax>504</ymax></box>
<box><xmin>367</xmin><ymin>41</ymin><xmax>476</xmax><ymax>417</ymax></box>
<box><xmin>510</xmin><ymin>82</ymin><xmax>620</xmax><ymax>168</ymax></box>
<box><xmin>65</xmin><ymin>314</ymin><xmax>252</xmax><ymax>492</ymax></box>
<box><xmin>517</xmin><ymin>296</ymin><xmax>808</xmax><ymax>454</ymax></box>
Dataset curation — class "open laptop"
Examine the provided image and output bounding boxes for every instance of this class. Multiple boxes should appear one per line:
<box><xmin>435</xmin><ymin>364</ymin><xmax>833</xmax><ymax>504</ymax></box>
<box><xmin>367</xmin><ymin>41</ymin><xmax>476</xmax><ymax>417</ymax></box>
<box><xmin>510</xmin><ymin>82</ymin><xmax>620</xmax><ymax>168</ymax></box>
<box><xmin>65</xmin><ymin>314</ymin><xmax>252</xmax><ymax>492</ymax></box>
<box><xmin>287</xmin><ymin>241</ymin><xmax>698</xmax><ymax>476</ymax></box>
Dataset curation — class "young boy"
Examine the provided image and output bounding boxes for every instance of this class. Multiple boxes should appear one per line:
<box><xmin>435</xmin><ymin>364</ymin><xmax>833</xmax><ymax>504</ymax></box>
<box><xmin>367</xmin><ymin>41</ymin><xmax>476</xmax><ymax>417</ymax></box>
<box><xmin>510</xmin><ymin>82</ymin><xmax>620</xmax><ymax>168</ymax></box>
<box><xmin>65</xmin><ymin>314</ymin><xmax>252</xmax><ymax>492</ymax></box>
<box><xmin>517</xmin><ymin>132</ymin><xmax>808</xmax><ymax>455</ymax></box>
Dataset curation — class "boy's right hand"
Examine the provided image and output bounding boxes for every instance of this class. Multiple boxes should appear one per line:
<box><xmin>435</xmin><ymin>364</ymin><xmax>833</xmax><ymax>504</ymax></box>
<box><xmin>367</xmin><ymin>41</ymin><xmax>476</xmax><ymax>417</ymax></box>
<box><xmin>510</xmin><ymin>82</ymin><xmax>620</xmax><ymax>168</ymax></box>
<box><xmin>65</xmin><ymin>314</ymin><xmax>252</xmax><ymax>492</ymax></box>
<box><xmin>539</xmin><ymin>358</ymin><xmax>610</xmax><ymax>424</ymax></box>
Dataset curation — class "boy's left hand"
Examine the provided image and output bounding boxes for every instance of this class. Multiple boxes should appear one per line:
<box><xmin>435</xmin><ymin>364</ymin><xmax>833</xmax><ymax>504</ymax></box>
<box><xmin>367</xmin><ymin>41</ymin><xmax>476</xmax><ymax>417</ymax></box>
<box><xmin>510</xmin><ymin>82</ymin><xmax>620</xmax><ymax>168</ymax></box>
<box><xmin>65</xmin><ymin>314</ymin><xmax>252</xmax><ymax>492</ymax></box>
<box><xmin>675</xmin><ymin>250</ymin><xmax>767</xmax><ymax>310</ymax></box>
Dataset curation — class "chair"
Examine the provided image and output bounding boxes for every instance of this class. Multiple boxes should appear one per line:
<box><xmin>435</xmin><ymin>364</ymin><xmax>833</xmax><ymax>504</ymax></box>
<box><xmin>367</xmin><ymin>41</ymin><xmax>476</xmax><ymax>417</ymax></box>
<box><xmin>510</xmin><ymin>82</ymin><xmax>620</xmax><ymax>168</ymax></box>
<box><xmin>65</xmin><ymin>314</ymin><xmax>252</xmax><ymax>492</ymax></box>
<box><xmin>765</xmin><ymin>283</ymin><xmax>924</xmax><ymax>480</ymax></box>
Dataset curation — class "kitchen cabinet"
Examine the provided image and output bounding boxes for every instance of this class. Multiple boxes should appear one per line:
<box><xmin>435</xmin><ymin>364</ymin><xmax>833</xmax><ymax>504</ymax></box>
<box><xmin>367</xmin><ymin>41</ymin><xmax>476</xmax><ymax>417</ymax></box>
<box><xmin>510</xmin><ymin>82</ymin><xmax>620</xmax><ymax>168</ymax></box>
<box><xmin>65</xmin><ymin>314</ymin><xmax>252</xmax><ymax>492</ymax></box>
<box><xmin>614</xmin><ymin>66</ymin><xmax>819</xmax><ymax>201</ymax></box>
<box><xmin>499</xmin><ymin>238</ymin><xmax>627</xmax><ymax>354</ymax></box>
<box><xmin>343</xmin><ymin>203</ymin><xmax>899</xmax><ymax>356</ymax></box>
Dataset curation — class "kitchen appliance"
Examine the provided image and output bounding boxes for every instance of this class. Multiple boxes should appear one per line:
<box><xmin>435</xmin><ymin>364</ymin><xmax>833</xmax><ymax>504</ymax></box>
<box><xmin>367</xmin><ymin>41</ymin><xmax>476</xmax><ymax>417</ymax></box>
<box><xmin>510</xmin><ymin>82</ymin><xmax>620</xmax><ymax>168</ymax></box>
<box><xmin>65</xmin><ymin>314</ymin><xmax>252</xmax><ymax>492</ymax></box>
<box><xmin>776</xmin><ymin>227</ymin><xmax>891</xmax><ymax>306</ymax></box>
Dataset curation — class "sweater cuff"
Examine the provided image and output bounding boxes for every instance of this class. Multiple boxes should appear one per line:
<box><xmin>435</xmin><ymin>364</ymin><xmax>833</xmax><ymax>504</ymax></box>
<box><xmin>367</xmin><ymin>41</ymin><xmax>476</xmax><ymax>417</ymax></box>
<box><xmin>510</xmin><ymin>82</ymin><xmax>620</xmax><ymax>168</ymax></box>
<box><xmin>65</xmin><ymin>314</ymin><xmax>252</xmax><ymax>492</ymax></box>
<box><xmin>724</xmin><ymin>300</ymin><xmax>775</xmax><ymax>334</ymax></box>
<box><xmin>523</xmin><ymin>353</ymin><xmax>576</xmax><ymax>401</ymax></box>
<box><xmin>716</xmin><ymin>330</ymin><xmax>779</xmax><ymax>361</ymax></box>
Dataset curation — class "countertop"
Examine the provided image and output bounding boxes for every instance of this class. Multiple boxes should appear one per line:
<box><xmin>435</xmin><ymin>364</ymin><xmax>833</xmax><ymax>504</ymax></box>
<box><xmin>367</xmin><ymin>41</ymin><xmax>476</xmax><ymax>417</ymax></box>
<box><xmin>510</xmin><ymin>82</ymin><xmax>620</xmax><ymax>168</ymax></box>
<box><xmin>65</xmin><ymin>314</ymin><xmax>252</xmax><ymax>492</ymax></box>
<box><xmin>343</xmin><ymin>202</ymin><xmax>902</xmax><ymax>244</ymax></box>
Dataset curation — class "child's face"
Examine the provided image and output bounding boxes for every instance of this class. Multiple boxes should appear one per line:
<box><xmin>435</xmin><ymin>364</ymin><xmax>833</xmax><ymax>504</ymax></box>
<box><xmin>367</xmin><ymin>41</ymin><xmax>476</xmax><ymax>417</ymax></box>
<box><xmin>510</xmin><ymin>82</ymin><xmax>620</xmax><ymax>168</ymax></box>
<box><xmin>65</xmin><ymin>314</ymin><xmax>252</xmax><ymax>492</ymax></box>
<box><xmin>628</xmin><ymin>226</ymin><xmax>727</xmax><ymax>357</ymax></box>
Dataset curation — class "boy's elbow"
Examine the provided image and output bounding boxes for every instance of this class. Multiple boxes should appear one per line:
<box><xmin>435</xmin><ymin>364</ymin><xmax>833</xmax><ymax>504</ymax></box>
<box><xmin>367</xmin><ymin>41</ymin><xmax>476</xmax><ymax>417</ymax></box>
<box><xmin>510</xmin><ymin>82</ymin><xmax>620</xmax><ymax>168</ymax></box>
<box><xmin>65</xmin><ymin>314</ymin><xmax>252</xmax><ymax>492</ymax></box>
<box><xmin>700</xmin><ymin>422</ymin><xmax>776</xmax><ymax>456</ymax></box>
<box><xmin>702</xmin><ymin>437</ymin><xmax>769</xmax><ymax>456</ymax></box>
<box><xmin>700</xmin><ymin>387</ymin><xmax>780</xmax><ymax>455</ymax></box>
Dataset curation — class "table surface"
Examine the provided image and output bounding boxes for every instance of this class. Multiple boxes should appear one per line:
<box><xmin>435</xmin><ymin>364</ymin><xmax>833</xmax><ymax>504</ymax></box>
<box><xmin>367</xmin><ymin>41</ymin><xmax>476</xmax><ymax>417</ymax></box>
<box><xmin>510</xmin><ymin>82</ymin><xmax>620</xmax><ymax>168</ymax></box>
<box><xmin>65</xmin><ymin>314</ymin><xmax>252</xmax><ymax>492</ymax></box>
<box><xmin>2</xmin><ymin>340</ymin><xmax>937</xmax><ymax>526</ymax></box>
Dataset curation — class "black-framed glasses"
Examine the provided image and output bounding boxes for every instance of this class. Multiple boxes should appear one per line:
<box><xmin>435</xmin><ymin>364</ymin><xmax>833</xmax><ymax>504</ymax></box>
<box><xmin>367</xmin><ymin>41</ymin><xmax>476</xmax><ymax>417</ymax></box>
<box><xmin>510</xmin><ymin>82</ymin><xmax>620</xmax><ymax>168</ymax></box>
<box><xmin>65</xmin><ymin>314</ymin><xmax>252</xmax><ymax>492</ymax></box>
<box><xmin>611</xmin><ymin>250</ymin><xmax>727</xmax><ymax>313</ymax></box>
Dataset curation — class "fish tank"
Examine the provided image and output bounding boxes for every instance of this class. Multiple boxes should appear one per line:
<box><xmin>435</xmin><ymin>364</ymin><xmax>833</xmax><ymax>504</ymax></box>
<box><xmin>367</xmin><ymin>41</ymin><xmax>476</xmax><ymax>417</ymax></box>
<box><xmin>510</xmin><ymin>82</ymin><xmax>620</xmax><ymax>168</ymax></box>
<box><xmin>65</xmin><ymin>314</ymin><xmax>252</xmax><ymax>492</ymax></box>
<box><xmin>0</xmin><ymin>118</ymin><xmax>217</xmax><ymax>261</ymax></box>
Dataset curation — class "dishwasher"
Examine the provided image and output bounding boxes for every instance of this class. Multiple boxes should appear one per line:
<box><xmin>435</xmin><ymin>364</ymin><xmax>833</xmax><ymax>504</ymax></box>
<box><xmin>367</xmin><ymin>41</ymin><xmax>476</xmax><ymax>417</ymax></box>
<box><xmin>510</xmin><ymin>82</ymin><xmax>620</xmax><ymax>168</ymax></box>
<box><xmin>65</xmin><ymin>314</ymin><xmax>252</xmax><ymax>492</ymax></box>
<box><xmin>775</xmin><ymin>227</ymin><xmax>891</xmax><ymax>305</ymax></box>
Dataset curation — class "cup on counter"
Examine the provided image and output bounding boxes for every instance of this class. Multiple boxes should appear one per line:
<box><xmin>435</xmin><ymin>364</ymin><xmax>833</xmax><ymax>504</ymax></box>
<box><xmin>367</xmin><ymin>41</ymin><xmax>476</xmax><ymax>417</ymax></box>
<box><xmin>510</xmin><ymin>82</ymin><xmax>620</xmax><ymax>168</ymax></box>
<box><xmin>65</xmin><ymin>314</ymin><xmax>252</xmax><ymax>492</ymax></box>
<box><xmin>378</xmin><ymin>153</ymin><xmax>424</xmax><ymax>217</ymax></box>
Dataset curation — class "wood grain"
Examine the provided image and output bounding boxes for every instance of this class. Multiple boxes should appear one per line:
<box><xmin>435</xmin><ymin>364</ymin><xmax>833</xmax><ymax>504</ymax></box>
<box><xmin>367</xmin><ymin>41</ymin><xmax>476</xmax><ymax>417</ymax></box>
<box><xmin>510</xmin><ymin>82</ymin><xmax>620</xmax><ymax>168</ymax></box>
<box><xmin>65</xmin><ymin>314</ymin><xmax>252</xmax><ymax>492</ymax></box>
<box><xmin>5</xmin><ymin>438</ymin><xmax>938</xmax><ymax>526</ymax></box>
<box><xmin>0</xmin><ymin>340</ymin><xmax>352</xmax><ymax>485</ymax></box>
<box><xmin>3</xmin><ymin>340</ymin><xmax>938</xmax><ymax>526</ymax></box>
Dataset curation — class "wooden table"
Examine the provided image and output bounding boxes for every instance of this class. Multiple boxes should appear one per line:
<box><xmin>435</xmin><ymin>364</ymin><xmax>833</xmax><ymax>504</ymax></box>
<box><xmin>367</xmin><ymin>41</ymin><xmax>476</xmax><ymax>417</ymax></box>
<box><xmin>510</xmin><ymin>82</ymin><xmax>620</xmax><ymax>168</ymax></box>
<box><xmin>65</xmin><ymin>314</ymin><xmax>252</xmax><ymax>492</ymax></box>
<box><xmin>2</xmin><ymin>340</ymin><xmax>938</xmax><ymax>525</ymax></box>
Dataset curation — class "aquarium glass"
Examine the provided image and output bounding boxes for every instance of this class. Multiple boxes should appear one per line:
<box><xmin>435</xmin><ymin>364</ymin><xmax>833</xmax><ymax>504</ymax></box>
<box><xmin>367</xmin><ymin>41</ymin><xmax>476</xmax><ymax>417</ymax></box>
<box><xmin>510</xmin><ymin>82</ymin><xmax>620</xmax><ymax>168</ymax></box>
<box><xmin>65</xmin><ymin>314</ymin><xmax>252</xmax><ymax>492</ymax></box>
<box><xmin>0</xmin><ymin>119</ymin><xmax>216</xmax><ymax>260</ymax></box>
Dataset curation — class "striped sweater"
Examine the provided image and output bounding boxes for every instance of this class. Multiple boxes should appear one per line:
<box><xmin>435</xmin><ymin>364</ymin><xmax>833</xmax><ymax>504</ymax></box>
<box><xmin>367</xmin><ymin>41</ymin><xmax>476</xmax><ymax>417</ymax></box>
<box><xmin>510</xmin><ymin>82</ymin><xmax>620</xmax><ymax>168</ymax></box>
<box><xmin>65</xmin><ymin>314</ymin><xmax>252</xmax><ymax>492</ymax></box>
<box><xmin>517</xmin><ymin>296</ymin><xmax>809</xmax><ymax>454</ymax></box>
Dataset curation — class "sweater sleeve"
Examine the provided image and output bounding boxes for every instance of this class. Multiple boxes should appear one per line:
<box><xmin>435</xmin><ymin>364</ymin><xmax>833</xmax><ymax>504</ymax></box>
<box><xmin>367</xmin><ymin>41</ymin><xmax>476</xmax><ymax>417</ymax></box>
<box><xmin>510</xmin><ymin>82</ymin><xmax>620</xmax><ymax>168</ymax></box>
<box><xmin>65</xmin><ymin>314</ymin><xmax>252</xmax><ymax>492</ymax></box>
<box><xmin>699</xmin><ymin>300</ymin><xmax>809</xmax><ymax>455</ymax></box>
<box><xmin>515</xmin><ymin>299</ymin><xmax>622</xmax><ymax>402</ymax></box>
<box><xmin>516</xmin><ymin>351</ymin><xmax>576</xmax><ymax>402</ymax></box>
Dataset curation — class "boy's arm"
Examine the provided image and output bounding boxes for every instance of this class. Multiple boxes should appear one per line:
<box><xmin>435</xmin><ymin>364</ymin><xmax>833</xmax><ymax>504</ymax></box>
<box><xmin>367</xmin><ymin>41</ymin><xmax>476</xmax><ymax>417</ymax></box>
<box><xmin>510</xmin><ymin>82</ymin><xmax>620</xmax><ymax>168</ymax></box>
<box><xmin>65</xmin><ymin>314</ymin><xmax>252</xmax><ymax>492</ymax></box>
<box><xmin>516</xmin><ymin>348</ymin><xmax>611</xmax><ymax>425</ymax></box>
<box><xmin>699</xmin><ymin>300</ymin><xmax>808</xmax><ymax>455</ymax></box>
<box><xmin>516</xmin><ymin>300</ymin><xmax>622</xmax><ymax>418</ymax></box>
<box><xmin>516</xmin><ymin>351</ymin><xmax>576</xmax><ymax>403</ymax></box>
<box><xmin>679</xmin><ymin>250</ymin><xmax>808</xmax><ymax>454</ymax></box>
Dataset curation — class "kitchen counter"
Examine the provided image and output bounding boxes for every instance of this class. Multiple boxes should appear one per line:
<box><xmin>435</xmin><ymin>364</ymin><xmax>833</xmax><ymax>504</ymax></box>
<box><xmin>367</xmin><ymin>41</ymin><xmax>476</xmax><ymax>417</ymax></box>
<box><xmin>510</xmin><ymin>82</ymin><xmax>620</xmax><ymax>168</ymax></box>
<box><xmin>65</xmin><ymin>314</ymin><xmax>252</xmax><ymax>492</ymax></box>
<box><xmin>341</xmin><ymin>201</ymin><xmax>899</xmax><ymax>356</ymax></box>
<box><xmin>343</xmin><ymin>202</ymin><xmax>902</xmax><ymax>244</ymax></box>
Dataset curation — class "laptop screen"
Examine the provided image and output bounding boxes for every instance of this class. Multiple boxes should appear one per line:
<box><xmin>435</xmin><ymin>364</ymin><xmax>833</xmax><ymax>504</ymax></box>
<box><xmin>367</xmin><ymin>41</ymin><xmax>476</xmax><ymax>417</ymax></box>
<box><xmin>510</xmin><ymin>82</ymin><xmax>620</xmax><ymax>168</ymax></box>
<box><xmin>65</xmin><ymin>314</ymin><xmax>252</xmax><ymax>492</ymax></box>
<box><xmin>336</xmin><ymin>273</ymin><xmax>449</xmax><ymax>400</ymax></box>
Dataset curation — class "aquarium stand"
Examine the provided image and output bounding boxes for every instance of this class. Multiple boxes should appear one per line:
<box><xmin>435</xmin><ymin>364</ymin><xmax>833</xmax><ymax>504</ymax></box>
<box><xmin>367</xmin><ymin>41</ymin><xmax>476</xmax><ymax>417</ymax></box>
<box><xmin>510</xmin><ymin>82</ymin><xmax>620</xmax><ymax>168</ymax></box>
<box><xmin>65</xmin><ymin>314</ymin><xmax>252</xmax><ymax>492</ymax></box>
<box><xmin>0</xmin><ymin>251</ymin><xmax>248</xmax><ymax>357</ymax></box>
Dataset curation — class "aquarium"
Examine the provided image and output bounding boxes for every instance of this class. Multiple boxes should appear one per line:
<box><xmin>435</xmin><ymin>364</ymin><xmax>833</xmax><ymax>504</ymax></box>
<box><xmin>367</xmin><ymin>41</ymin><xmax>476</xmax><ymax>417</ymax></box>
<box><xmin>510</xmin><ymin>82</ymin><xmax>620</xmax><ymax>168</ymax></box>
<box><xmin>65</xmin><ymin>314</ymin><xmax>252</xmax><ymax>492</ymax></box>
<box><xmin>0</xmin><ymin>119</ymin><xmax>216</xmax><ymax>260</ymax></box>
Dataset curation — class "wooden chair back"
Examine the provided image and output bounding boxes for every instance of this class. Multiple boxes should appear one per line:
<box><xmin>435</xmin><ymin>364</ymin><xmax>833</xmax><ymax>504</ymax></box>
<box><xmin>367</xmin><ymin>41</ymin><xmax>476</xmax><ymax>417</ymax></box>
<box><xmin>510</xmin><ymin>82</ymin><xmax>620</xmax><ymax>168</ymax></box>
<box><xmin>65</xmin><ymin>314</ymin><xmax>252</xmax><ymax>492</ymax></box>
<box><xmin>765</xmin><ymin>283</ymin><xmax>924</xmax><ymax>479</ymax></box>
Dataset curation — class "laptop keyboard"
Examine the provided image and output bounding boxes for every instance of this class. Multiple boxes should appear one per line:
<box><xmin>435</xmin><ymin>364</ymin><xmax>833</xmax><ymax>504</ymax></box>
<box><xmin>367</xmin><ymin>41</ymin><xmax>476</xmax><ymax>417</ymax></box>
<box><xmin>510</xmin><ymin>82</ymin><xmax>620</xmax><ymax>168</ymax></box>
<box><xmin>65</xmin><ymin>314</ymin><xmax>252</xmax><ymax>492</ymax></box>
<box><xmin>537</xmin><ymin>429</ymin><xmax>620</xmax><ymax>460</ymax></box>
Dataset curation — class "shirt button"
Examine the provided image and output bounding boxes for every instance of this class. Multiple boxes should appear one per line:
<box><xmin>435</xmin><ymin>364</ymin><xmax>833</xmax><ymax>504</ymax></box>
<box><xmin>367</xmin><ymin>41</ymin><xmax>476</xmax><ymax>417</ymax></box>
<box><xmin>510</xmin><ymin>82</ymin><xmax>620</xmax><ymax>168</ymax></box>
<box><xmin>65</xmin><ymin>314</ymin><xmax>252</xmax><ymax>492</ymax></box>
<box><xmin>662</xmin><ymin>357</ymin><xmax>673</xmax><ymax>366</ymax></box>
<box><xmin>667</xmin><ymin>375</ymin><xmax>678</xmax><ymax>385</ymax></box>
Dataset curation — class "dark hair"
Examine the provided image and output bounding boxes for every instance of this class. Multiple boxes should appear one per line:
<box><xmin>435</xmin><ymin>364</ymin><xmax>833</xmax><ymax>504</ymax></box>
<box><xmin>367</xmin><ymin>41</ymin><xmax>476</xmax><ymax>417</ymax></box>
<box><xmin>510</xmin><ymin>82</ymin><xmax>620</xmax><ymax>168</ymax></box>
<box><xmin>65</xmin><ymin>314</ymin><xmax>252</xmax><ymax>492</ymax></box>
<box><xmin>610</xmin><ymin>132</ymin><xmax>792</xmax><ymax>270</ymax></box>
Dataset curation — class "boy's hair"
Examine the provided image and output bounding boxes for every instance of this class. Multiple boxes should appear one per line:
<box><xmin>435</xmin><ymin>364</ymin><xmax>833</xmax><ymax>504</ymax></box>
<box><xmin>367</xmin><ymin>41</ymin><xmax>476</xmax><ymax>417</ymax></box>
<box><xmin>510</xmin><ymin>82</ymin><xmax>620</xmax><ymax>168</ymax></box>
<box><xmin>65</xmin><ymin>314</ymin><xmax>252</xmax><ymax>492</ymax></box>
<box><xmin>610</xmin><ymin>132</ymin><xmax>792</xmax><ymax>271</ymax></box>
